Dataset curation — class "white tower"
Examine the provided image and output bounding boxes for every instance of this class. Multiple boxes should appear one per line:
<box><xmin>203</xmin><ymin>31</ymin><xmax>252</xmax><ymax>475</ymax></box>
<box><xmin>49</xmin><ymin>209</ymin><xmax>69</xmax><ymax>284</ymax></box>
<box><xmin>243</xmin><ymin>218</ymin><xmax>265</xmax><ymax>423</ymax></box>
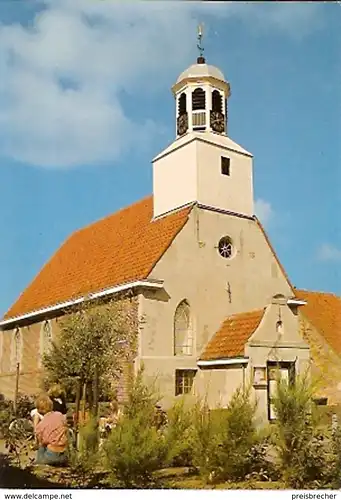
<box><xmin>153</xmin><ymin>27</ymin><xmax>254</xmax><ymax>219</ymax></box>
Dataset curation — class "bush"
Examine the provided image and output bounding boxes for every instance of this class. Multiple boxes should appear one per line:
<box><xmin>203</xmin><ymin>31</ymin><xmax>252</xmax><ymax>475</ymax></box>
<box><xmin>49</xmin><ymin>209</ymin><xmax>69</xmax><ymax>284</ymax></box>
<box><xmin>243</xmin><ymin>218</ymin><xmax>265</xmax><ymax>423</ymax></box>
<box><xmin>189</xmin><ymin>398</ymin><xmax>225</xmax><ymax>481</ymax></box>
<box><xmin>272</xmin><ymin>372</ymin><xmax>328</xmax><ymax>488</ymax></box>
<box><xmin>15</xmin><ymin>394</ymin><xmax>35</xmax><ymax>418</ymax></box>
<box><xmin>208</xmin><ymin>388</ymin><xmax>259</xmax><ymax>482</ymax></box>
<box><xmin>69</xmin><ymin>417</ymin><xmax>101</xmax><ymax>487</ymax></box>
<box><xmin>0</xmin><ymin>396</ymin><xmax>14</xmax><ymax>435</ymax></box>
<box><xmin>244</xmin><ymin>431</ymin><xmax>281</xmax><ymax>483</ymax></box>
<box><xmin>104</xmin><ymin>368</ymin><xmax>167</xmax><ymax>488</ymax></box>
<box><xmin>330</xmin><ymin>427</ymin><xmax>341</xmax><ymax>488</ymax></box>
<box><xmin>164</xmin><ymin>398</ymin><xmax>194</xmax><ymax>467</ymax></box>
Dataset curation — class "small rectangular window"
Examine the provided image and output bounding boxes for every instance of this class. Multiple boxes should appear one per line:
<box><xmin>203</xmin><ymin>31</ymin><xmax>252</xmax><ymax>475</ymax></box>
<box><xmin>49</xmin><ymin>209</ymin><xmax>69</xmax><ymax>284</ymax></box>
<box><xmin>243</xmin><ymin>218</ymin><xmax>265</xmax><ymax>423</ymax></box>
<box><xmin>175</xmin><ymin>369</ymin><xmax>196</xmax><ymax>396</ymax></box>
<box><xmin>221</xmin><ymin>156</ymin><xmax>230</xmax><ymax>176</ymax></box>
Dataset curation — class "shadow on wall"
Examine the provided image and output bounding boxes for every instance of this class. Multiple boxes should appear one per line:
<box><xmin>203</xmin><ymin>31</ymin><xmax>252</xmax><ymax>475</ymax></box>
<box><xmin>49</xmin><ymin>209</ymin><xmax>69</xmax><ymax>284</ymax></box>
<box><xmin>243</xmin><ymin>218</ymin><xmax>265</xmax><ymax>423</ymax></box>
<box><xmin>143</xmin><ymin>288</ymin><xmax>171</xmax><ymax>303</ymax></box>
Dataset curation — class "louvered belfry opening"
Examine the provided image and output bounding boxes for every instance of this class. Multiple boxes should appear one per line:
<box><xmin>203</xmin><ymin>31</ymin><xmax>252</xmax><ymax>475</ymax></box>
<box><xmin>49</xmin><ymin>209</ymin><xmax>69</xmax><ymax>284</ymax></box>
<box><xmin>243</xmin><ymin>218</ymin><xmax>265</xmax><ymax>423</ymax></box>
<box><xmin>212</xmin><ymin>90</ymin><xmax>223</xmax><ymax>113</ymax></box>
<box><xmin>192</xmin><ymin>88</ymin><xmax>206</xmax><ymax>110</ymax></box>
<box><xmin>192</xmin><ymin>88</ymin><xmax>206</xmax><ymax>131</ymax></box>
<box><xmin>178</xmin><ymin>93</ymin><xmax>187</xmax><ymax>115</ymax></box>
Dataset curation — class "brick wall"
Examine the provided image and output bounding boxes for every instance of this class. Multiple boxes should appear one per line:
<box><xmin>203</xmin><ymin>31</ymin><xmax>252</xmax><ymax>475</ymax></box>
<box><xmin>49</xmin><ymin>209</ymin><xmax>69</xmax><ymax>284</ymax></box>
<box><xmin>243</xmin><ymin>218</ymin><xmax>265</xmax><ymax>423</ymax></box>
<box><xmin>0</xmin><ymin>295</ymin><xmax>139</xmax><ymax>401</ymax></box>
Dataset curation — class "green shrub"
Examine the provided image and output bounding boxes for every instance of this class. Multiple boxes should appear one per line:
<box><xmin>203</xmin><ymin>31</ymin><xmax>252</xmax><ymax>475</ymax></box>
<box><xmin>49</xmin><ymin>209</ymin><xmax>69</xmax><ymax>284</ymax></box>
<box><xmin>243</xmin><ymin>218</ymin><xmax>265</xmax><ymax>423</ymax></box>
<box><xmin>164</xmin><ymin>398</ymin><xmax>194</xmax><ymax>467</ymax></box>
<box><xmin>190</xmin><ymin>398</ymin><xmax>224</xmax><ymax>481</ymax></box>
<box><xmin>209</xmin><ymin>388</ymin><xmax>259</xmax><ymax>482</ymax></box>
<box><xmin>272</xmin><ymin>372</ymin><xmax>328</xmax><ymax>488</ymax></box>
<box><xmin>68</xmin><ymin>417</ymin><xmax>101</xmax><ymax>487</ymax></box>
<box><xmin>0</xmin><ymin>396</ymin><xmax>14</xmax><ymax>435</ymax></box>
<box><xmin>322</xmin><ymin>426</ymin><xmax>341</xmax><ymax>489</ymax></box>
<box><xmin>104</xmin><ymin>368</ymin><xmax>167</xmax><ymax>488</ymax></box>
<box><xmin>15</xmin><ymin>394</ymin><xmax>35</xmax><ymax>418</ymax></box>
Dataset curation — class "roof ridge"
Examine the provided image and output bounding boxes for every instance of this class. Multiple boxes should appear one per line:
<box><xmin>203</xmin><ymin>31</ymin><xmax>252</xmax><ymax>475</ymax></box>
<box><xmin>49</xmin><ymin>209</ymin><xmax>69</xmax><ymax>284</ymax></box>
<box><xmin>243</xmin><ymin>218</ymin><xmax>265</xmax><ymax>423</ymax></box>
<box><xmin>3</xmin><ymin>195</ymin><xmax>192</xmax><ymax>322</ymax></box>
<box><xmin>225</xmin><ymin>307</ymin><xmax>266</xmax><ymax>320</ymax></box>
<box><xmin>295</xmin><ymin>288</ymin><xmax>341</xmax><ymax>299</ymax></box>
<box><xmin>74</xmin><ymin>194</ymin><xmax>153</xmax><ymax>235</ymax></box>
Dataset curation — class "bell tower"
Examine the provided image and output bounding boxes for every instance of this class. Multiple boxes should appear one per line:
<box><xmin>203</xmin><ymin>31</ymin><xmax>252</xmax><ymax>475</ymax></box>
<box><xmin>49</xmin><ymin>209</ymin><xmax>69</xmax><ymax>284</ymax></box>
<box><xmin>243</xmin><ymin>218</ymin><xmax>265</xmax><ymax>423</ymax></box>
<box><xmin>153</xmin><ymin>25</ymin><xmax>254</xmax><ymax>220</ymax></box>
<box><xmin>174</xmin><ymin>24</ymin><xmax>231</xmax><ymax>138</ymax></box>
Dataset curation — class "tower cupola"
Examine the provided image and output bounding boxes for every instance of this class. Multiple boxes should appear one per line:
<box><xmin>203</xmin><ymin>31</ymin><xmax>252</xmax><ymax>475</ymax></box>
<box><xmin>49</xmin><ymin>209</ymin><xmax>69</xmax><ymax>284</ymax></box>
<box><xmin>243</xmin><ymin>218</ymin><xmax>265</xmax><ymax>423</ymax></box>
<box><xmin>152</xmin><ymin>25</ymin><xmax>253</xmax><ymax>220</ymax></box>
<box><xmin>172</xmin><ymin>25</ymin><xmax>231</xmax><ymax>138</ymax></box>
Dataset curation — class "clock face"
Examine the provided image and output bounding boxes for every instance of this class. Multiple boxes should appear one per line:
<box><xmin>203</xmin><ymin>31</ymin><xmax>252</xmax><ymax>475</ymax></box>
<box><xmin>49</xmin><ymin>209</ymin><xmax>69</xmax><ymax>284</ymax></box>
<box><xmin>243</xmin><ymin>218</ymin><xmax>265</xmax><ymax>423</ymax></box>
<box><xmin>177</xmin><ymin>113</ymin><xmax>188</xmax><ymax>136</ymax></box>
<box><xmin>210</xmin><ymin>111</ymin><xmax>225</xmax><ymax>133</ymax></box>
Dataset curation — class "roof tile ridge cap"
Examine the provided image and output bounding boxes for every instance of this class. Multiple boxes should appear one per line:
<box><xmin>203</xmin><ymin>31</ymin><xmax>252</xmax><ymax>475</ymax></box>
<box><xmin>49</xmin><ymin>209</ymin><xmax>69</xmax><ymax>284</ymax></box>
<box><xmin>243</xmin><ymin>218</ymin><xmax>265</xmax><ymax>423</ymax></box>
<box><xmin>226</xmin><ymin>307</ymin><xmax>265</xmax><ymax>321</ymax></box>
<box><xmin>75</xmin><ymin>194</ymin><xmax>153</xmax><ymax>235</ymax></box>
<box><xmin>253</xmin><ymin>215</ymin><xmax>294</xmax><ymax>293</ymax></box>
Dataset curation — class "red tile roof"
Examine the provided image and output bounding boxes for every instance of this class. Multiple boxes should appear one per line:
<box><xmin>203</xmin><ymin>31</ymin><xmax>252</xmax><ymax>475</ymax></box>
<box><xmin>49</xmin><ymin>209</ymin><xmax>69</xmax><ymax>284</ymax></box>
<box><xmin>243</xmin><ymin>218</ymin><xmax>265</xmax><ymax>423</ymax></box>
<box><xmin>3</xmin><ymin>196</ymin><xmax>192</xmax><ymax>321</ymax></box>
<box><xmin>295</xmin><ymin>289</ymin><xmax>341</xmax><ymax>355</ymax></box>
<box><xmin>200</xmin><ymin>309</ymin><xmax>265</xmax><ymax>360</ymax></box>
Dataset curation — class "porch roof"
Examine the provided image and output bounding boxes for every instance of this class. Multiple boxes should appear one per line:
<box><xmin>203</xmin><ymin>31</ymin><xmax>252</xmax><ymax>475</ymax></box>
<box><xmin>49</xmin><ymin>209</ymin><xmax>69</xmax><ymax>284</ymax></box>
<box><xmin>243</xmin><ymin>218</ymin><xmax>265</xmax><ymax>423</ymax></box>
<box><xmin>199</xmin><ymin>309</ymin><xmax>265</xmax><ymax>361</ymax></box>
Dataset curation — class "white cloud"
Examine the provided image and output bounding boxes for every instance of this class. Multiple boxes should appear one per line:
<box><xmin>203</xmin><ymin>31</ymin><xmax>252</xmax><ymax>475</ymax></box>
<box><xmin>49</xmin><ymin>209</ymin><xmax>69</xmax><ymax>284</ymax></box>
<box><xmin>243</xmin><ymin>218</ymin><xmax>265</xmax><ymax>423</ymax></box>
<box><xmin>0</xmin><ymin>1</ymin><xmax>323</xmax><ymax>168</ymax></box>
<box><xmin>317</xmin><ymin>244</ymin><xmax>341</xmax><ymax>262</ymax></box>
<box><xmin>254</xmin><ymin>198</ymin><xmax>274</xmax><ymax>227</ymax></box>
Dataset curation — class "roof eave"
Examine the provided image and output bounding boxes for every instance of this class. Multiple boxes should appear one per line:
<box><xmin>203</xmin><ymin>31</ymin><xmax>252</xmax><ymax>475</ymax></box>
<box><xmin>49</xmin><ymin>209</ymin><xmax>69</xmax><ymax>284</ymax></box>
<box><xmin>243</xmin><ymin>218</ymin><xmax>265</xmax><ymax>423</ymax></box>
<box><xmin>287</xmin><ymin>298</ymin><xmax>307</xmax><ymax>307</ymax></box>
<box><xmin>197</xmin><ymin>357</ymin><xmax>249</xmax><ymax>367</ymax></box>
<box><xmin>0</xmin><ymin>279</ymin><xmax>164</xmax><ymax>329</ymax></box>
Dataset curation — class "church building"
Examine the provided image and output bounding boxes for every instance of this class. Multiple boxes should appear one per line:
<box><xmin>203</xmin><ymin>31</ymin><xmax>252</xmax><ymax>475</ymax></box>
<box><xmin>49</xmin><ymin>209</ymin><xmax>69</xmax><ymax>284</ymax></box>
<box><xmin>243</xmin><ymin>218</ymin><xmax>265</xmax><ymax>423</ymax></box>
<box><xmin>0</xmin><ymin>50</ymin><xmax>340</xmax><ymax>422</ymax></box>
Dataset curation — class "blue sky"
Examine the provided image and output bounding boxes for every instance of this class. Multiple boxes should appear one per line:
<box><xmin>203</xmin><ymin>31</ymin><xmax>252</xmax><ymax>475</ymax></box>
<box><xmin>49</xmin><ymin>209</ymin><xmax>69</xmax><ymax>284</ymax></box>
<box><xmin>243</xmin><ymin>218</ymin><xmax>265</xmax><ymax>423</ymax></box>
<box><xmin>0</xmin><ymin>1</ymin><xmax>340</xmax><ymax>316</ymax></box>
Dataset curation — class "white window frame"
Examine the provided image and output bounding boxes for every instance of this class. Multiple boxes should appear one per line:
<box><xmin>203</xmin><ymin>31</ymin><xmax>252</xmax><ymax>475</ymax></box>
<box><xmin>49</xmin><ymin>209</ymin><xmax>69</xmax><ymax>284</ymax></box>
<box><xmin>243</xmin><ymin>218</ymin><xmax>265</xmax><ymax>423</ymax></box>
<box><xmin>175</xmin><ymin>369</ymin><xmax>196</xmax><ymax>396</ymax></box>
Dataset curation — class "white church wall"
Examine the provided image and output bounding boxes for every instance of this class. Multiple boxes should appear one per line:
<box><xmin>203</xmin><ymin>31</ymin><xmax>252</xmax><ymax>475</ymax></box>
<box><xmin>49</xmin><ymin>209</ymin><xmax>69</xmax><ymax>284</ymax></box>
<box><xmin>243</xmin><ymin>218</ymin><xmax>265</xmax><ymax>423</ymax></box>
<box><xmin>139</xmin><ymin>204</ymin><xmax>294</xmax><ymax>407</ymax></box>
<box><xmin>153</xmin><ymin>140</ymin><xmax>198</xmax><ymax>219</ymax></box>
<box><xmin>197</xmin><ymin>140</ymin><xmax>254</xmax><ymax>217</ymax></box>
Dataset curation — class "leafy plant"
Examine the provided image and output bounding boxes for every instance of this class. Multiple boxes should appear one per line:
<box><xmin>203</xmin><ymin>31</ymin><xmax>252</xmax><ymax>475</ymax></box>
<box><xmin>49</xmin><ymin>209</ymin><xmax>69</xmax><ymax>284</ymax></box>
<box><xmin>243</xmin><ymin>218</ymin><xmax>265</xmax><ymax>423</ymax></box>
<box><xmin>190</xmin><ymin>397</ymin><xmax>223</xmax><ymax>481</ymax></box>
<box><xmin>208</xmin><ymin>388</ymin><xmax>259</xmax><ymax>483</ymax></box>
<box><xmin>164</xmin><ymin>398</ymin><xmax>194</xmax><ymax>467</ymax></box>
<box><xmin>104</xmin><ymin>367</ymin><xmax>167</xmax><ymax>488</ymax></box>
<box><xmin>15</xmin><ymin>394</ymin><xmax>35</xmax><ymax>418</ymax></box>
<box><xmin>43</xmin><ymin>296</ymin><xmax>139</xmax><ymax>404</ymax></box>
<box><xmin>68</xmin><ymin>417</ymin><xmax>101</xmax><ymax>487</ymax></box>
<box><xmin>0</xmin><ymin>395</ymin><xmax>14</xmax><ymax>437</ymax></box>
<box><xmin>271</xmin><ymin>371</ymin><xmax>328</xmax><ymax>488</ymax></box>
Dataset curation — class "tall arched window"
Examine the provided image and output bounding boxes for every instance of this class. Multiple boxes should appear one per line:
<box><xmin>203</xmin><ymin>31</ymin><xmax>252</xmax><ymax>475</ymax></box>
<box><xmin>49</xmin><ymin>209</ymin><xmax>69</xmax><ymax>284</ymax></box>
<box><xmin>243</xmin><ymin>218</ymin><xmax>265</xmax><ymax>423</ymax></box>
<box><xmin>178</xmin><ymin>93</ymin><xmax>187</xmax><ymax>115</ymax></box>
<box><xmin>212</xmin><ymin>90</ymin><xmax>223</xmax><ymax>113</ymax></box>
<box><xmin>192</xmin><ymin>88</ymin><xmax>206</xmax><ymax>111</ymax></box>
<box><xmin>40</xmin><ymin>320</ymin><xmax>53</xmax><ymax>364</ymax></box>
<box><xmin>10</xmin><ymin>328</ymin><xmax>22</xmax><ymax>371</ymax></box>
<box><xmin>174</xmin><ymin>300</ymin><xmax>193</xmax><ymax>356</ymax></box>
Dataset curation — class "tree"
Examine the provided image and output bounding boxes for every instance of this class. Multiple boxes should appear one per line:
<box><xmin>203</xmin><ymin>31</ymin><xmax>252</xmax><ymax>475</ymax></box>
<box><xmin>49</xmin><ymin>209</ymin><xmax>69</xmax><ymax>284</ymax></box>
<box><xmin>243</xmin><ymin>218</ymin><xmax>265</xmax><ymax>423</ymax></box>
<box><xmin>43</xmin><ymin>294</ymin><xmax>139</xmax><ymax>412</ymax></box>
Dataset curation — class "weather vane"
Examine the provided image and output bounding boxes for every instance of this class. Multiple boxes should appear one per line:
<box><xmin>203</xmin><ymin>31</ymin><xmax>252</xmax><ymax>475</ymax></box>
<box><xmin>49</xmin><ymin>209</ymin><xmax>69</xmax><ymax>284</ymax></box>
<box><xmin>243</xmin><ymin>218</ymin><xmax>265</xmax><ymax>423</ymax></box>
<box><xmin>197</xmin><ymin>23</ymin><xmax>205</xmax><ymax>59</ymax></box>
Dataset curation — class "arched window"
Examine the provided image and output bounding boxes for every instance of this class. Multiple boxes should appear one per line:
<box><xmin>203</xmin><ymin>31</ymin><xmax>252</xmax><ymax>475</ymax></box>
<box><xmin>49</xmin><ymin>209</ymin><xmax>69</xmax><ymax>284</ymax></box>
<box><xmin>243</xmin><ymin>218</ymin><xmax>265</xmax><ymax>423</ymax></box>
<box><xmin>40</xmin><ymin>320</ymin><xmax>53</xmax><ymax>363</ymax></box>
<box><xmin>178</xmin><ymin>93</ymin><xmax>187</xmax><ymax>115</ymax></box>
<box><xmin>212</xmin><ymin>90</ymin><xmax>223</xmax><ymax>113</ymax></box>
<box><xmin>192</xmin><ymin>88</ymin><xmax>206</xmax><ymax>111</ymax></box>
<box><xmin>174</xmin><ymin>300</ymin><xmax>193</xmax><ymax>356</ymax></box>
<box><xmin>10</xmin><ymin>328</ymin><xmax>22</xmax><ymax>371</ymax></box>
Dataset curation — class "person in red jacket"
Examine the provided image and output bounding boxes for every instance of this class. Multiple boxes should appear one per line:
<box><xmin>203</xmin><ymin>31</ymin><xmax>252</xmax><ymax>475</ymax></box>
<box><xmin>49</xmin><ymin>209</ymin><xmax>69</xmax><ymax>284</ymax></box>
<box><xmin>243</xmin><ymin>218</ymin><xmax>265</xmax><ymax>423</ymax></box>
<box><xmin>35</xmin><ymin>393</ymin><xmax>68</xmax><ymax>466</ymax></box>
